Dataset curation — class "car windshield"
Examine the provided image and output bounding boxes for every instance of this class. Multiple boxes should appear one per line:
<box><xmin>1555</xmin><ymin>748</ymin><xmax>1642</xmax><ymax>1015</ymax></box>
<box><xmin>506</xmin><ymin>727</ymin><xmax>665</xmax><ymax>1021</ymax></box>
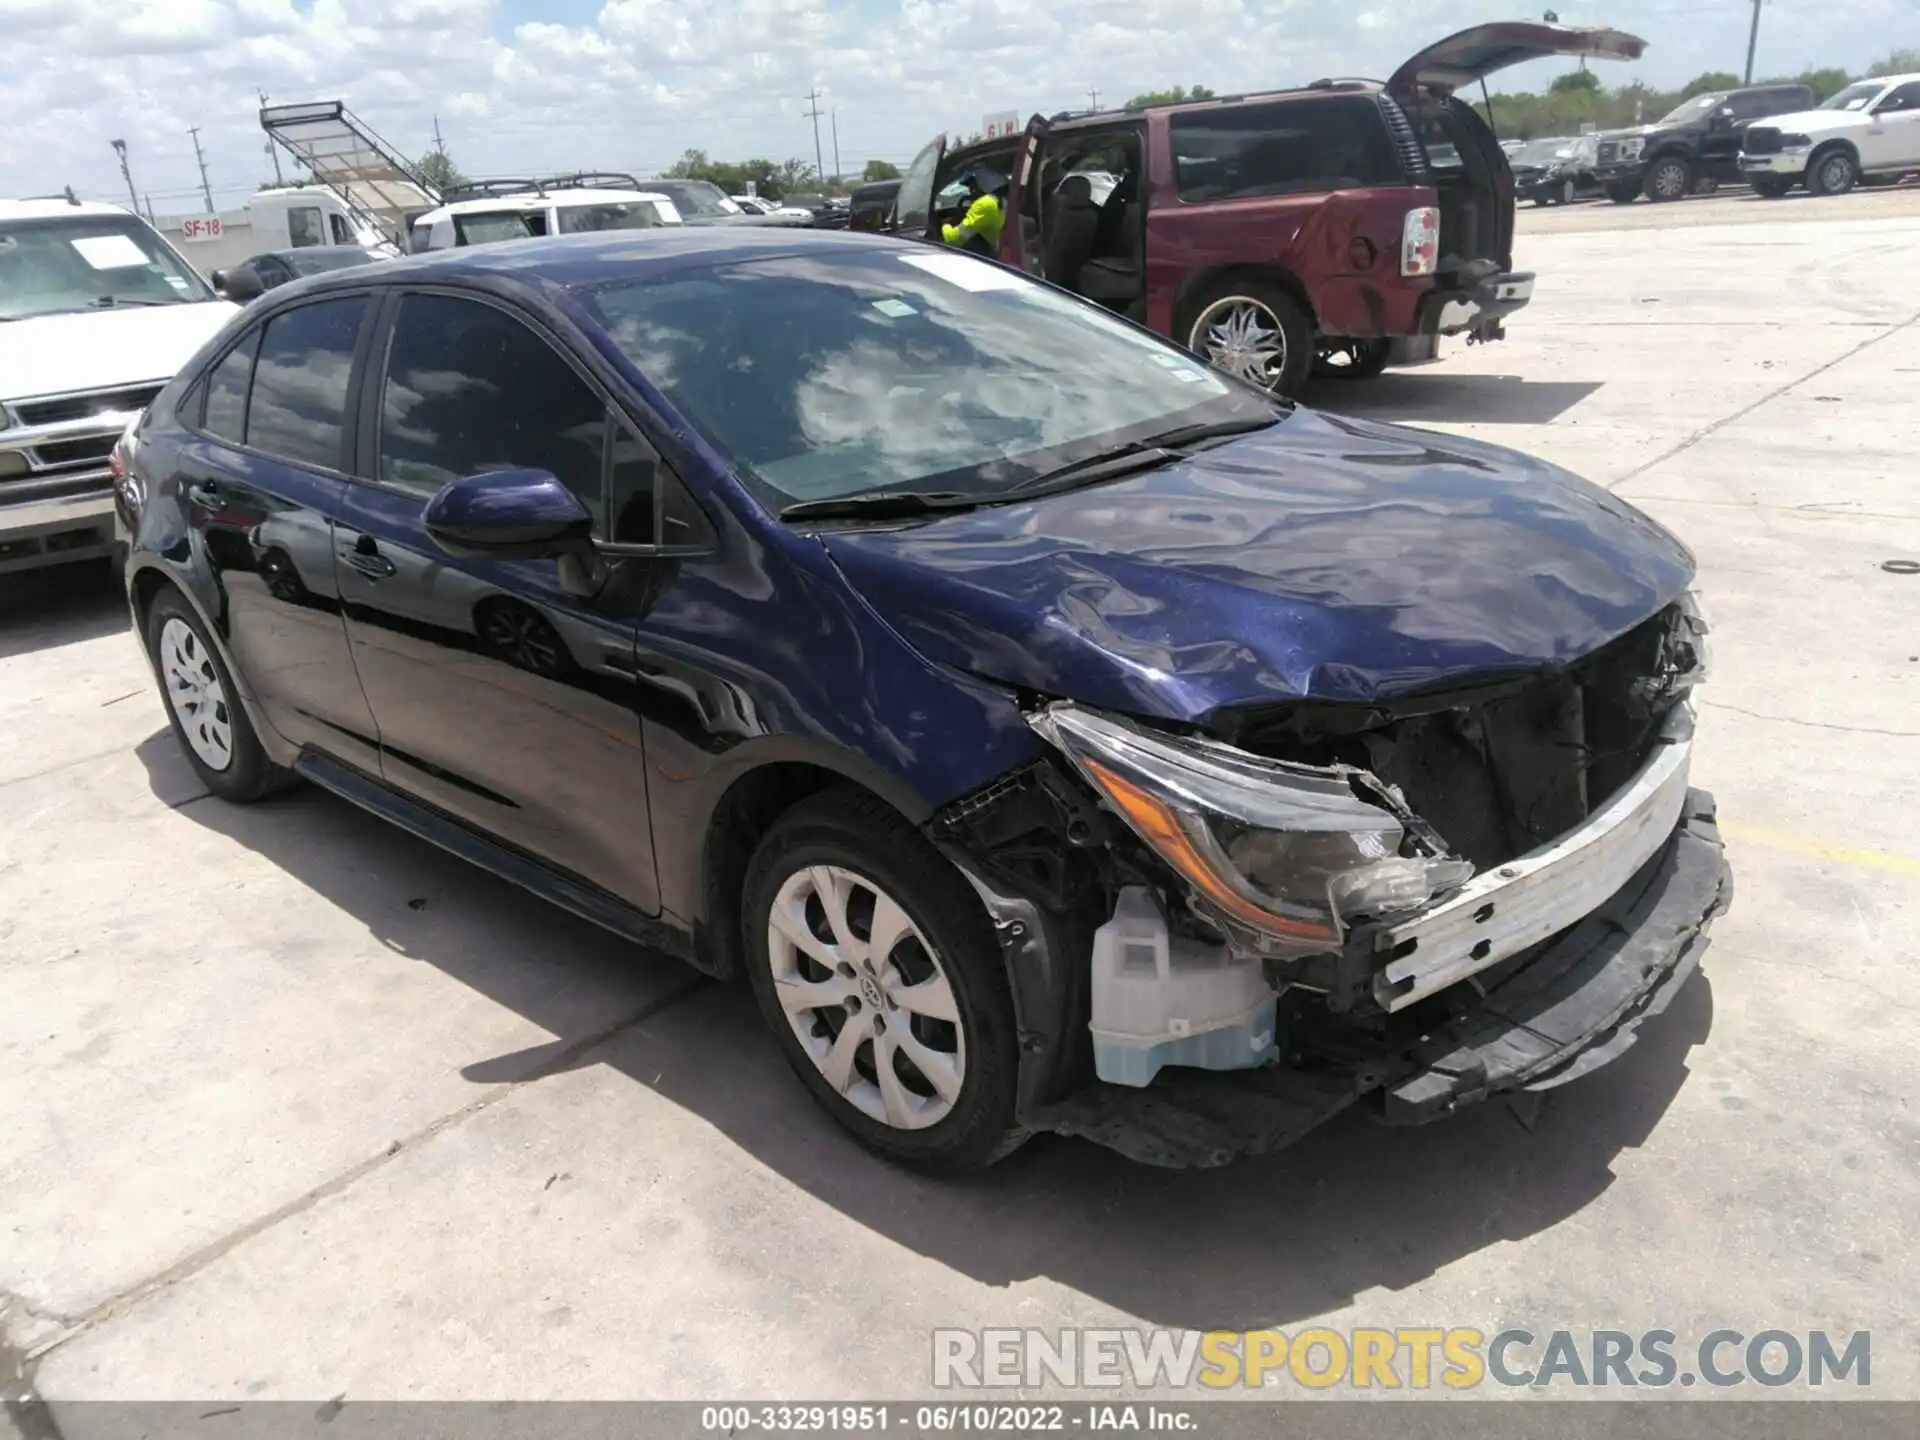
<box><xmin>556</xmin><ymin>201</ymin><xmax>669</xmax><ymax>234</ymax></box>
<box><xmin>1820</xmin><ymin>81</ymin><xmax>1885</xmax><ymax>112</ymax></box>
<box><xmin>1658</xmin><ymin>93</ymin><xmax>1727</xmax><ymax>125</ymax></box>
<box><xmin>1513</xmin><ymin>137</ymin><xmax>1578</xmax><ymax>164</ymax></box>
<box><xmin>652</xmin><ymin>182</ymin><xmax>742</xmax><ymax>218</ymax></box>
<box><xmin>0</xmin><ymin>214</ymin><xmax>212</xmax><ymax>320</ymax></box>
<box><xmin>584</xmin><ymin>247</ymin><xmax>1274</xmax><ymax>512</ymax></box>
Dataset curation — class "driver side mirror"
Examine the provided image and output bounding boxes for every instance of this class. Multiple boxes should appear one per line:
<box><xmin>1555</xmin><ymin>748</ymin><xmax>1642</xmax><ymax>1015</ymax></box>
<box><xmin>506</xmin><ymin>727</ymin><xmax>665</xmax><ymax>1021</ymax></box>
<box><xmin>423</xmin><ymin>469</ymin><xmax>596</xmax><ymax>561</ymax></box>
<box><xmin>214</xmin><ymin>266</ymin><xmax>265</xmax><ymax>303</ymax></box>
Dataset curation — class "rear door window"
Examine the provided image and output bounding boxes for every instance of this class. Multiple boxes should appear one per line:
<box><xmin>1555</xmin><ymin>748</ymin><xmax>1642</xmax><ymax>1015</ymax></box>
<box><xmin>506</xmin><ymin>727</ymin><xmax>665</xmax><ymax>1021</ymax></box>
<box><xmin>452</xmin><ymin>211</ymin><xmax>539</xmax><ymax>246</ymax></box>
<box><xmin>245</xmin><ymin>296</ymin><xmax>367</xmax><ymax>470</ymax></box>
<box><xmin>1170</xmin><ymin>96</ymin><xmax>1401</xmax><ymax>201</ymax></box>
<box><xmin>200</xmin><ymin>331</ymin><xmax>260</xmax><ymax>444</ymax></box>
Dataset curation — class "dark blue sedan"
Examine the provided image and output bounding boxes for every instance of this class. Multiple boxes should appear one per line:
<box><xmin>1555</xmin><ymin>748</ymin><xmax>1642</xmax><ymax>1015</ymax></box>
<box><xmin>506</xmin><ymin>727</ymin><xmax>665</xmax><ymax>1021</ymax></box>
<box><xmin>116</xmin><ymin>229</ymin><xmax>1728</xmax><ymax>1170</ymax></box>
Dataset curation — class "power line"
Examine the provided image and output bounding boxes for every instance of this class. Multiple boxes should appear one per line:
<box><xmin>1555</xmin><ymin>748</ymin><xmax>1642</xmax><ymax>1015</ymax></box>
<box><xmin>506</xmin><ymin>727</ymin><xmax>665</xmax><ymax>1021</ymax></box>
<box><xmin>803</xmin><ymin>88</ymin><xmax>826</xmax><ymax>183</ymax></box>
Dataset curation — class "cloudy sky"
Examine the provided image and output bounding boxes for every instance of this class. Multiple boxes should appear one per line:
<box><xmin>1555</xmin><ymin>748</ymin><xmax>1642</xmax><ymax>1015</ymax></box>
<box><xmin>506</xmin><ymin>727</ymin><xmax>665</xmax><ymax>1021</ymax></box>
<box><xmin>3</xmin><ymin>0</ymin><xmax>1910</xmax><ymax>215</ymax></box>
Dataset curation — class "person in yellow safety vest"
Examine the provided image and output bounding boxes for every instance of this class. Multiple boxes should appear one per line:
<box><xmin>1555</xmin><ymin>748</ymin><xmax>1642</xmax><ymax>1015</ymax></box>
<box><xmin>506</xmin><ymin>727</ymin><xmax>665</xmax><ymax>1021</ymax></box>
<box><xmin>941</xmin><ymin>182</ymin><xmax>1006</xmax><ymax>257</ymax></box>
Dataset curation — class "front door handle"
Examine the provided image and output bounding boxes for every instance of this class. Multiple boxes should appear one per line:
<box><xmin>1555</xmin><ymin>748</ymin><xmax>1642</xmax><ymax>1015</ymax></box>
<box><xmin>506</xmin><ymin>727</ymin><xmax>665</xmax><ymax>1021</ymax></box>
<box><xmin>341</xmin><ymin>536</ymin><xmax>397</xmax><ymax>579</ymax></box>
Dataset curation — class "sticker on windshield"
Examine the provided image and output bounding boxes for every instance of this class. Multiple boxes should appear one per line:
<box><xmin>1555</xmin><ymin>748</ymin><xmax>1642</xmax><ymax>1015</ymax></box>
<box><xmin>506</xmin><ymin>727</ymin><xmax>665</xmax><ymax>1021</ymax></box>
<box><xmin>70</xmin><ymin>235</ymin><xmax>151</xmax><ymax>269</ymax></box>
<box><xmin>872</xmin><ymin>298</ymin><xmax>918</xmax><ymax>318</ymax></box>
<box><xmin>899</xmin><ymin>252</ymin><xmax>1022</xmax><ymax>292</ymax></box>
<box><xmin>164</xmin><ymin>275</ymin><xmax>192</xmax><ymax>291</ymax></box>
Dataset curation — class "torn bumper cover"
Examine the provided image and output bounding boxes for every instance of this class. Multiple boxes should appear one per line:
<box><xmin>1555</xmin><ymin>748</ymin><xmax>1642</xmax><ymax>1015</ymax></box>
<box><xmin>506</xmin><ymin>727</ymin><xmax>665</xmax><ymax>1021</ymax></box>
<box><xmin>1022</xmin><ymin>790</ymin><xmax>1728</xmax><ymax>1168</ymax></box>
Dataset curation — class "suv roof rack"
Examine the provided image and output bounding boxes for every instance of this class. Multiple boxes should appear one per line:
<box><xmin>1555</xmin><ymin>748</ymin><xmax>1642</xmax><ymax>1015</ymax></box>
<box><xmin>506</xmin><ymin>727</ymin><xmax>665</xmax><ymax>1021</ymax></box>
<box><xmin>440</xmin><ymin>171</ymin><xmax>646</xmax><ymax>204</ymax></box>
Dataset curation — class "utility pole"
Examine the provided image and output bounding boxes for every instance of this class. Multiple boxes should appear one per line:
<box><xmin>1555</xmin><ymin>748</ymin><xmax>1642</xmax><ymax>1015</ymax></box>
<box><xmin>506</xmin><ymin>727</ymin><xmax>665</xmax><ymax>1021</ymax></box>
<box><xmin>1744</xmin><ymin>0</ymin><xmax>1762</xmax><ymax>84</ymax></box>
<box><xmin>1088</xmin><ymin>85</ymin><xmax>1101</xmax><ymax>111</ymax></box>
<box><xmin>803</xmin><ymin>89</ymin><xmax>826</xmax><ymax>185</ymax></box>
<box><xmin>109</xmin><ymin>139</ymin><xmax>139</xmax><ymax>212</ymax></box>
<box><xmin>188</xmin><ymin>127</ymin><xmax>214</xmax><ymax>212</ymax></box>
<box><xmin>831</xmin><ymin>110</ymin><xmax>842</xmax><ymax>185</ymax></box>
<box><xmin>260</xmin><ymin>90</ymin><xmax>284</xmax><ymax>184</ymax></box>
<box><xmin>433</xmin><ymin>113</ymin><xmax>446</xmax><ymax>153</ymax></box>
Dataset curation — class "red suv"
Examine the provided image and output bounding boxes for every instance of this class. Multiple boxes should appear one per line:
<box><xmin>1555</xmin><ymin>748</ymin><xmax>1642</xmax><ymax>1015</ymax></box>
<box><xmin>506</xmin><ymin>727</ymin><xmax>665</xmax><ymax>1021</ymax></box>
<box><xmin>893</xmin><ymin>22</ymin><xmax>1644</xmax><ymax>396</ymax></box>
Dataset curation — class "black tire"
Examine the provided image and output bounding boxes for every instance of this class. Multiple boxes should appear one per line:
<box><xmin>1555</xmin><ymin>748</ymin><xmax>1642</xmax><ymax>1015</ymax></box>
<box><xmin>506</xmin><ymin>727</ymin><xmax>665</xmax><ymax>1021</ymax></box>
<box><xmin>1643</xmin><ymin>155</ymin><xmax>1692</xmax><ymax>202</ymax></box>
<box><xmin>1606</xmin><ymin>181</ymin><xmax>1639</xmax><ymax>204</ymax></box>
<box><xmin>145</xmin><ymin>586</ymin><xmax>288</xmax><ymax>803</ymax></box>
<box><xmin>1183</xmin><ymin>277</ymin><xmax>1312</xmax><ymax>398</ymax></box>
<box><xmin>741</xmin><ymin>787</ymin><xmax>1027</xmax><ymax>1172</ymax></box>
<box><xmin>1558</xmin><ymin>178</ymin><xmax>1576</xmax><ymax>205</ymax></box>
<box><xmin>1749</xmin><ymin>177</ymin><xmax>1792</xmax><ymax>198</ymax></box>
<box><xmin>1807</xmin><ymin>146</ymin><xmax>1858</xmax><ymax>197</ymax></box>
<box><xmin>1312</xmin><ymin>338</ymin><xmax>1392</xmax><ymax>381</ymax></box>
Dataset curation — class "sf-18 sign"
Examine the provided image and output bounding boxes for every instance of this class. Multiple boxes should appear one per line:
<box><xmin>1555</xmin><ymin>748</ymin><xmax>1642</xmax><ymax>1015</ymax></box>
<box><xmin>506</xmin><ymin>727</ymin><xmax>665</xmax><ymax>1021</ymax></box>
<box><xmin>982</xmin><ymin>112</ymin><xmax>1020</xmax><ymax>139</ymax></box>
<box><xmin>178</xmin><ymin>217</ymin><xmax>224</xmax><ymax>242</ymax></box>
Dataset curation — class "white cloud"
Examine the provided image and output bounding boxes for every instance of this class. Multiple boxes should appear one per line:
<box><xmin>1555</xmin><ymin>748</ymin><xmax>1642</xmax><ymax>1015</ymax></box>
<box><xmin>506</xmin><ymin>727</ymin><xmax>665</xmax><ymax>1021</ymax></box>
<box><xmin>0</xmin><ymin>0</ymin><xmax>1907</xmax><ymax>216</ymax></box>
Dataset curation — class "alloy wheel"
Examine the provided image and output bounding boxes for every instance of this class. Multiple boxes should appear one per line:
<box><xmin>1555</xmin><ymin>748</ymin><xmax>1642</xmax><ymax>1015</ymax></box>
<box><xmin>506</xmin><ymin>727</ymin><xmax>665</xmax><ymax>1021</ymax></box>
<box><xmin>159</xmin><ymin>617</ymin><xmax>233</xmax><ymax>771</ymax></box>
<box><xmin>1817</xmin><ymin>153</ymin><xmax>1854</xmax><ymax>194</ymax></box>
<box><xmin>1191</xmin><ymin>297</ymin><xmax>1288</xmax><ymax>390</ymax></box>
<box><xmin>1649</xmin><ymin>160</ymin><xmax>1689</xmax><ymax>200</ymax></box>
<box><xmin>765</xmin><ymin>863</ymin><xmax>965</xmax><ymax>1131</ymax></box>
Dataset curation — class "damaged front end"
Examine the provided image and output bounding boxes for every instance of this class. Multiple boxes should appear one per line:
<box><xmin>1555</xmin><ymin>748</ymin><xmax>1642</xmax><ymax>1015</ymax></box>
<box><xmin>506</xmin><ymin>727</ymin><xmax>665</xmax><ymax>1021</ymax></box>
<box><xmin>929</xmin><ymin>597</ymin><xmax>1729</xmax><ymax>1168</ymax></box>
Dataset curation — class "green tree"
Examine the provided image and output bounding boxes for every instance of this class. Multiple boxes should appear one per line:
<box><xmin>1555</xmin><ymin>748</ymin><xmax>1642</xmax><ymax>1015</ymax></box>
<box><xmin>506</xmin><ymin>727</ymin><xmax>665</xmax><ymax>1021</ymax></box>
<box><xmin>1868</xmin><ymin>48</ymin><xmax>1920</xmax><ymax>77</ymax></box>
<box><xmin>415</xmin><ymin>145</ymin><xmax>466</xmax><ymax>196</ymax></box>
<box><xmin>862</xmin><ymin>159</ymin><xmax>902</xmax><ymax>182</ymax></box>
<box><xmin>1549</xmin><ymin>68</ymin><xmax>1600</xmax><ymax>94</ymax></box>
<box><xmin>1679</xmin><ymin>70</ymin><xmax>1742</xmax><ymax>97</ymax></box>
<box><xmin>1123</xmin><ymin>84</ymin><xmax>1217</xmax><ymax>107</ymax></box>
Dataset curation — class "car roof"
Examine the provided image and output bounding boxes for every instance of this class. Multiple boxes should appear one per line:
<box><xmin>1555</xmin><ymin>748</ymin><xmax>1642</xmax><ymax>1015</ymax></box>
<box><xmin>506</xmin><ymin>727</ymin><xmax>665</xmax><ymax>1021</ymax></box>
<box><xmin>0</xmin><ymin>197</ymin><xmax>142</xmax><ymax>222</ymax></box>
<box><xmin>419</xmin><ymin>189</ymin><xmax>674</xmax><ymax>221</ymax></box>
<box><xmin>266</xmin><ymin>226</ymin><xmax>908</xmax><ymax>301</ymax></box>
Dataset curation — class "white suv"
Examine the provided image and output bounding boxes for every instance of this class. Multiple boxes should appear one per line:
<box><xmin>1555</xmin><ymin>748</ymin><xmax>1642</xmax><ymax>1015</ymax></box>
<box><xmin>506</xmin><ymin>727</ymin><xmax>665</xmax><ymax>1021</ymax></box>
<box><xmin>409</xmin><ymin>178</ymin><xmax>683</xmax><ymax>251</ymax></box>
<box><xmin>1</xmin><ymin>197</ymin><xmax>235</xmax><ymax>576</ymax></box>
<box><xmin>1740</xmin><ymin>74</ymin><xmax>1920</xmax><ymax>196</ymax></box>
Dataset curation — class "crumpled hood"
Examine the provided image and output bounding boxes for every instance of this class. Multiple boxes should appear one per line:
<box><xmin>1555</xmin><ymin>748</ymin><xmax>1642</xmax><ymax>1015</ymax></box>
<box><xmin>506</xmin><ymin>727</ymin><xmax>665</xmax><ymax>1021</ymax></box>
<box><xmin>0</xmin><ymin>301</ymin><xmax>235</xmax><ymax>403</ymax></box>
<box><xmin>820</xmin><ymin>407</ymin><xmax>1695</xmax><ymax>726</ymax></box>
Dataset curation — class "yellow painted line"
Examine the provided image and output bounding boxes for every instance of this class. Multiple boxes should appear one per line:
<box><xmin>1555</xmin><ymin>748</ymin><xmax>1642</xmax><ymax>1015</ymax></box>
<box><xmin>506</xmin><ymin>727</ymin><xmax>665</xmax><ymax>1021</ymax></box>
<box><xmin>1719</xmin><ymin>819</ymin><xmax>1920</xmax><ymax>877</ymax></box>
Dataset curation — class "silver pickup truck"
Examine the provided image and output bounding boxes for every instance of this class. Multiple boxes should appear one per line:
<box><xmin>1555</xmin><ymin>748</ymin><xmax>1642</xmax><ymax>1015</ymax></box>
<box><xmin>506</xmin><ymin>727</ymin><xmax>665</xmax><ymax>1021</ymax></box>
<box><xmin>1</xmin><ymin>197</ymin><xmax>233</xmax><ymax>576</ymax></box>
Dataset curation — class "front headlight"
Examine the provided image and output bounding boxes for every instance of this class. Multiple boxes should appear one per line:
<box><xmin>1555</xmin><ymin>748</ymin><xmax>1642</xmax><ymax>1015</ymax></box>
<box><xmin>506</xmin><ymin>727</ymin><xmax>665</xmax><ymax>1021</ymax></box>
<box><xmin>1545</xmin><ymin>162</ymin><xmax>1565</xmax><ymax>177</ymax></box>
<box><xmin>1619</xmin><ymin>137</ymin><xmax>1645</xmax><ymax>160</ymax></box>
<box><xmin>1029</xmin><ymin>705</ymin><xmax>1472</xmax><ymax>956</ymax></box>
<box><xmin>1780</xmin><ymin>133</ymin><xmax>1813</xmax><ymax>150</ymax></box>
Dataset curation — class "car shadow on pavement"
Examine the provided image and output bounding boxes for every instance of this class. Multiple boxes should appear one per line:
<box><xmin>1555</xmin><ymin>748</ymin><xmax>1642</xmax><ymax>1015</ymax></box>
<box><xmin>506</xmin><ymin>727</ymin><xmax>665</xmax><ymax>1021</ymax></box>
<box><xmin>1310</xmin><ymin>374</ymin><xmax>1602</xmax><ymax>426</ymax></box>
<box><xmin>0</xmin><ymin>560</ymin><xmax>128</xmax><ymax>660</ymax></box>
<box><xmin>143</xmin><ymin>755</ymin><xmax>1713</xmax><ymax>1335</ymax></box>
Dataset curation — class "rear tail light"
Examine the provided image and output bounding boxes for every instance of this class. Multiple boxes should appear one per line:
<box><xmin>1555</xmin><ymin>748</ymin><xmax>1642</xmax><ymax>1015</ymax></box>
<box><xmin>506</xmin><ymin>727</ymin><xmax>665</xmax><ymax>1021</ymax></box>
<box><xmin>1401</xmin><ymin>206</ymin><xmax>1440</xmax><ymax>277</ymax></box>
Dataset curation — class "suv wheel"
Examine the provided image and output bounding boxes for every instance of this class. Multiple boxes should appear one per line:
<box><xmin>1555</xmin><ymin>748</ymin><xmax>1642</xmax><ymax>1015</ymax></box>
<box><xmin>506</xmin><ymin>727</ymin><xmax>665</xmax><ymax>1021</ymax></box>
<box><xmin>145</xmin><ymin>588</ymin><xmax>287</xmax><ymax>802</ymax></box>
<box><xmin>1559</xmin><ymin>177</ymin><xmax>1577</xmax><ymax>205</ymax></box>
<box><xmin>742</xmin><ymin>788</ymin><xmax>1026</xmax><ymax>1172</ymax></box>
<box><xmin>1808</xmin><ymin>147</ymin><xmax>1858</xmax><ymax>197</ymax></box>
<box><xmin>1186</xmin><ymin>281</ymin><xmax>1311</xmax><ymax>397</ymax></box>
<box><xmin>1312</xmin><ymin>338</ymin><xmax>1391</xmax><ymax>381</ymax></box>
<box><xmin>1644</xmin><ymin>156</ymin><xmax>1692</xmax><ymax>202</ymax></box>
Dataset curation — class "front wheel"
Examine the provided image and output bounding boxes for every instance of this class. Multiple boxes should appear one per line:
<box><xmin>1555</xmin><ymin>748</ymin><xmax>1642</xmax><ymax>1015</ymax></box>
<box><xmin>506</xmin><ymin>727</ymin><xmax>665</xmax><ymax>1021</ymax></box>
<box><xmin>742</xmin><ymin>788</ymin><xmax>1027</xmax><ymax>1172</ymax></box>
<box><xmin>1185</xmin><ymin>280</ymin><xmax>1312</xmax><ymax>397</ymax></box>
<box><xmin>1807</xmin><ymin>147</ymin><xmax>1858</xmax><ymax>197</ymax></box>
<box><xmin>1558</xmin><ymin>178</ymin><xmax>1577</xmax><ymax>205</ymax></box>
<box><xmin>1644</xmin><ymin>155</ymin><xmax>1692</xmax><ymax>202</ymax></box>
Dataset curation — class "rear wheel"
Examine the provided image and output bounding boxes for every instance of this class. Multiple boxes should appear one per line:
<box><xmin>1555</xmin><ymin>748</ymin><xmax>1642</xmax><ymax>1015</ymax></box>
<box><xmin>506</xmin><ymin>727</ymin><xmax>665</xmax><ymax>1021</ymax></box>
<box><xmin>1644</xmin><ymin>155</ymin><xmax>1692</xmax><ymax>202</ymax></box>
<box><xmin>145</xmin><ymin>587</ymin><xmax>287</xmax><ymax>803</ymax></box>
<box><xmin>1312</xmin><ymin>338</ymin><xmax>1391</xmax><ymax>381</ymax></box>
<box><xmin>1185</xmin><ymin>279</ymin><xmax>1312</xmax><ymax>397</ymax></box>
<box><xmin>742</xmin><ymin>788</ymin><xmax>1026</xmax><ymax>1172</ymax></box>
<box><xmin>1807</xmin><ymin>146</ymin><xmax>1858</xmax><ymax>197</ymax></box>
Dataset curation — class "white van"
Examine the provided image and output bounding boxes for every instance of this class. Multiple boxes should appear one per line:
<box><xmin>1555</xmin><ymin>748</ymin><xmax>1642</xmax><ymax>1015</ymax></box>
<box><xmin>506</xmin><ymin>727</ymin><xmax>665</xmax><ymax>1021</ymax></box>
<box><xmin>409</xmin><ymin>177</ymin><xmax>683</xmax><ymax>251</ymax></box>
<box><xmin>158</xmin><ymin>185</ymin><xmax>400</xmax><ymax>277</ymax></box>
<box><xmin>1</xmin><ymin>197</ymin><xmax>236</xmax><ymax>575</ymax></box>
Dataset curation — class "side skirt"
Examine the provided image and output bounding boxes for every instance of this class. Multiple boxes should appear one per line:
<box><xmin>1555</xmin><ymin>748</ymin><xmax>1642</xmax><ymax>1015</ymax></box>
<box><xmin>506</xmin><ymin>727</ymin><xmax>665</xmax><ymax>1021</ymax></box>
<box><xmin>294</xmin><ymin>751</ymin><xmax>696</xmax><ymax>967</ymax></box>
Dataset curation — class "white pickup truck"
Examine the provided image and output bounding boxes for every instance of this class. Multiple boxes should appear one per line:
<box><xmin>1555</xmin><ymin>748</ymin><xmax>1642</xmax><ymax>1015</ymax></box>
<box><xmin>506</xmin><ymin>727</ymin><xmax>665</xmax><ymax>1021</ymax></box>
<box><xmin>1</xmin><ymin>197</ymin><xmax>235</xmax><ymax>576</ymax></box>
<box><xmin>1739</xmin><ymin>73</ymin><xmax>1920</xmax><ymax>196</ymax></box>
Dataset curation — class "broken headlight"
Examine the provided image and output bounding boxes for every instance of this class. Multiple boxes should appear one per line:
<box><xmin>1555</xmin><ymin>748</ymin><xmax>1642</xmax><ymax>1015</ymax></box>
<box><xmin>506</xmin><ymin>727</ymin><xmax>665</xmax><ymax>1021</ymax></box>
<box><xmin>1029</xmin><ymin>704</ymin><xmax>1472</xmax><ymax>957</ymax></box>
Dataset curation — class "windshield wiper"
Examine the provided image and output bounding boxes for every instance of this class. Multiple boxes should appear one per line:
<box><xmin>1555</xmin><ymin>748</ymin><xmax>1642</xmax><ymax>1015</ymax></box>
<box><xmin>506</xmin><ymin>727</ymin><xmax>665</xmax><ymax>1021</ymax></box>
<box><xmin>91</xmin><ymin>296</ymin><xmax>173</xmax><ymax>308</ymax></box>
<box><xmin>780</xmin><ymin>489</ymin><xmax>983</xmax><ymax>522</ymax></box>
<box><xmin>1004</xmin><ymin>414</ymin><xmax>1284</xmax><ymax>501</ymax></box>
